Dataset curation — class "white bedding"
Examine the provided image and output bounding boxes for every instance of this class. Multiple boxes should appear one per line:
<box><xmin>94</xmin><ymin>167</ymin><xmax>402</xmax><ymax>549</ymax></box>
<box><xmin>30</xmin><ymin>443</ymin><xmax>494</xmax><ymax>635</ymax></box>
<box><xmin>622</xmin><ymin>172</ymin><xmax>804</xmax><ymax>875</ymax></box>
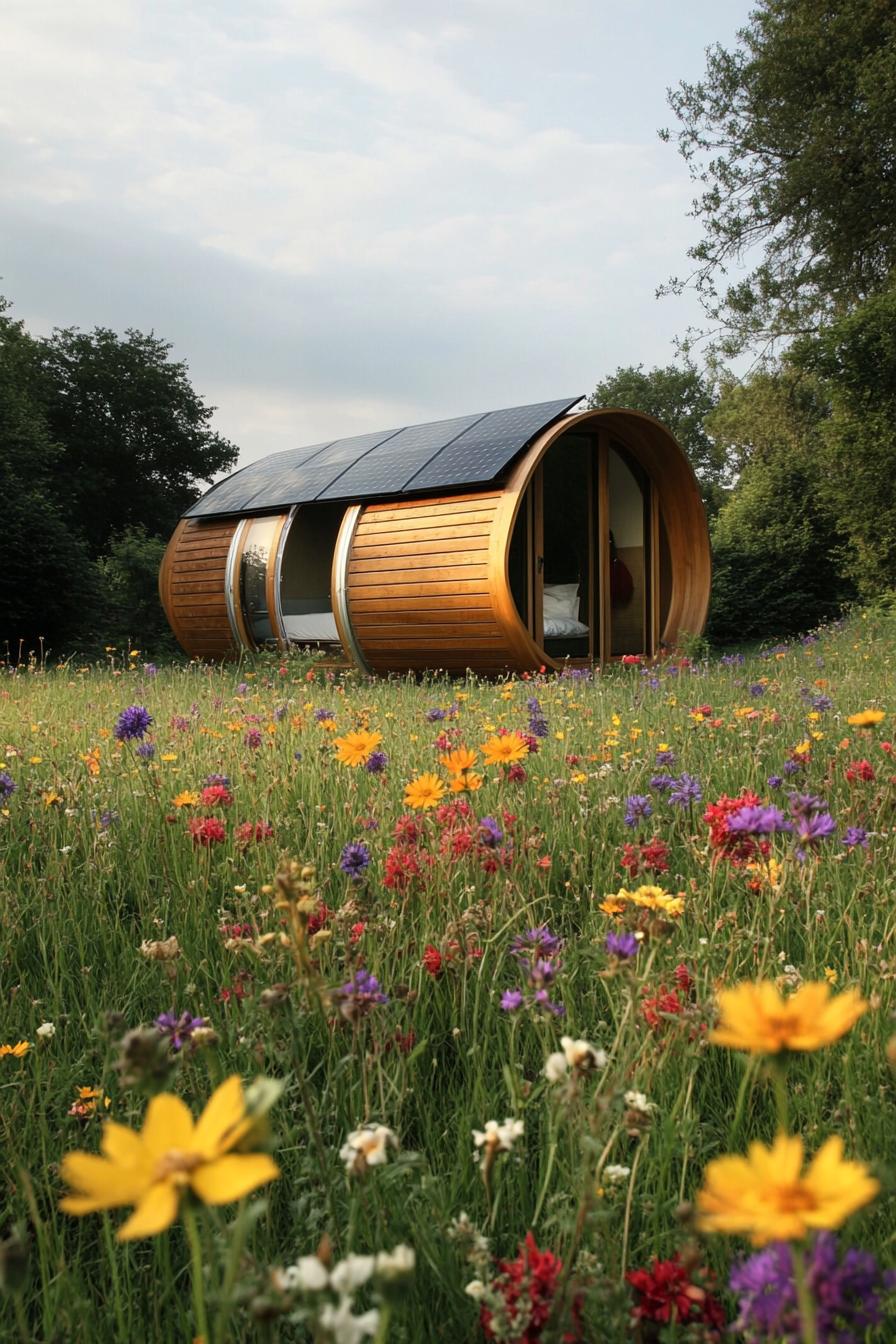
<box><xmin>544</xmin><ymin>616</ymin><xmax>589</xmax><ymax>638</ymax></box>
<box><xmin>283</xmin><ymin>612</ymin><xmax>341</xmax><ymax>642</ymax></box>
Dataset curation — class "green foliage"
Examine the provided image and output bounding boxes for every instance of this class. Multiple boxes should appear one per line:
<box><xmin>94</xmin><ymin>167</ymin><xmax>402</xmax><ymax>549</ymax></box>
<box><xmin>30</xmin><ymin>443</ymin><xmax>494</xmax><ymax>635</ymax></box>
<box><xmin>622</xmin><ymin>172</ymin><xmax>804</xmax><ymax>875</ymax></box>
<box><xmin>792</xmin><ymin>283</ymin><xmax>896</xmax><ymax>598</ymax></box>
<box><xmin>662</xmin><ymin>0</ymin><xmax>896</xmax><ymax>357</ymax></box>
<box><xmin>96</xmin><ymin>528</ymin><xmax>180</xmax><ymax>657</ymax></box>
<box><xmin>38</xmin><ymin>325</ymin><xmax>238</xmax><ymax>556</ymax></box>
<box><xmin>0</xmin><ymin>302</ymin><xmax>100</xmax><ymax>653</ymax></box>
<box><xmin>705</xmin><ymin>370</ymin><xmax>855</xmax><ymax>642</ymax></box>
<box><xmin>588</xmin><ymin>362</ymin><xmax>727</xmax><ymax>514</ymax></box>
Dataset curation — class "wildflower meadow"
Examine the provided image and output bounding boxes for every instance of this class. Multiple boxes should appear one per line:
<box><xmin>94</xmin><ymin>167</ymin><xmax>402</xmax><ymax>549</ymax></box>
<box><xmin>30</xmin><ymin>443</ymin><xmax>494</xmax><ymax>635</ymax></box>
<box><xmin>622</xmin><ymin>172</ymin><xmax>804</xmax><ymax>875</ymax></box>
<box><xmin>2</xmin><ymin>608</ymin><xmax>896</xmax><ymax>1342</ymax></box>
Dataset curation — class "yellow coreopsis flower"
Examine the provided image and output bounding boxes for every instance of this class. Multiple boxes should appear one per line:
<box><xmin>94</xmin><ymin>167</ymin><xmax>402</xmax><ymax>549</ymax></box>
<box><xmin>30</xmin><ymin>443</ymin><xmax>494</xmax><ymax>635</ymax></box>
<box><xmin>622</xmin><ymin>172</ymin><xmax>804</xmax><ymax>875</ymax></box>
<box><xmin>847</xmin><ymin>709</ymin><xmax>886</xmax><ymax>727</ymax></box>
<box><xmin>333</xmin><ymin>730</ymin><xmax>383</xmax><ymax>767</ymax></box>
<box><xmin>439</xmin><ymin>747</ymin><xmax>479</xmax><ymax>775</ymax></box>
<box><xmin>696</xmin><ymin>1132</ymin><xmax>878</xmax><ymax>1245</ymax></box>
<box><xmin>171</xmin><ymin>790</ymin><xmax>200</xmax><ymax>808</ymax></box>
<box><xmin>59</xmin><ymin>1075</ymin><xmax>279</xmax><ymax>1241</ymax></box>
<box><xmin>403</xmin><ymin>773</ymin><xmax>446</xmax><ymax>810</ymax></box>
<box><xmin>710</xmin><ymin>981</ymin><xmax>867</xmax><ymax>1053</ymax></box>
<box><xmin>1</xmin><ymin>1041</ymin><xmax>31</xmax><ymax>1058</ymax></box>
<box><xmin>480</xmin><ymin>733</ymin><xmax>529</xmax><ymax>766</ymax></box>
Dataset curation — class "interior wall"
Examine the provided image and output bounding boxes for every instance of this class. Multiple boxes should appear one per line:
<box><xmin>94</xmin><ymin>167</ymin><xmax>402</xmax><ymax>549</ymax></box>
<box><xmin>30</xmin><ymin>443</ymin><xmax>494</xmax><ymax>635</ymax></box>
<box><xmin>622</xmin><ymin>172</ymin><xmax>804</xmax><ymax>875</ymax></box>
<box><xmin>280</xmin><ymin>504</ymin><xmax>345</xmax><ymax>607</ymax></box>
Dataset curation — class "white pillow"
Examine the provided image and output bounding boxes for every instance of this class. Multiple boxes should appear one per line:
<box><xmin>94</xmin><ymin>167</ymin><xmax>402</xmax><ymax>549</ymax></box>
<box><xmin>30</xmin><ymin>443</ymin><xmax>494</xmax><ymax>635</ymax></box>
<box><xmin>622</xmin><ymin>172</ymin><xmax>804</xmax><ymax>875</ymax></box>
<box><xmin>544</xmin><ymin>616</ymin><xmax>589</xmax><ymax>638</ymax></box>
<box><xmin>543</xmin><ymin>583</ymin><xmax>580</xmax><ymax>620</ymax></box>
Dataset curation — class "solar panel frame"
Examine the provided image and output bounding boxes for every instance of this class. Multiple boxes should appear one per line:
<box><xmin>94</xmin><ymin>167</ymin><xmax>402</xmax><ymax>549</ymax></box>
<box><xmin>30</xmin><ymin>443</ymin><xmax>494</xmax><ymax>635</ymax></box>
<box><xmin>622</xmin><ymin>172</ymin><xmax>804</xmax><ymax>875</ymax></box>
<box><xmin>183</xmin><ymin>397</ymin><xmax>582</xmax><ymax>518</ymax></box>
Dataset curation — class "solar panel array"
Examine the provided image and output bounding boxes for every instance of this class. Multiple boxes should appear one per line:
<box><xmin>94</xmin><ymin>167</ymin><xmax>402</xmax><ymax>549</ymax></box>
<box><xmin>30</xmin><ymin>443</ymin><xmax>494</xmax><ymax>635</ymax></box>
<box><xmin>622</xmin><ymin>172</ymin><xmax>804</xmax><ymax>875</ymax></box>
<box><xmin>185</xmin><ymin>397</ymin><xmax>581</xmax><ymax>518</ymax></box>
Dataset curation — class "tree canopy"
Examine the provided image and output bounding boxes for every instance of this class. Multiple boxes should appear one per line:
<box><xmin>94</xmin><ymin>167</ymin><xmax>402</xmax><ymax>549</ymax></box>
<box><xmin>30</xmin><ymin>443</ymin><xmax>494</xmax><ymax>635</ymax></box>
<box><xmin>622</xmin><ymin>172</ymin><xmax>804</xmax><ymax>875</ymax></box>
<box><xmin>662</xmin><ymin>0</ymin><xmax>896</xmax><ymax>357</ymax></box>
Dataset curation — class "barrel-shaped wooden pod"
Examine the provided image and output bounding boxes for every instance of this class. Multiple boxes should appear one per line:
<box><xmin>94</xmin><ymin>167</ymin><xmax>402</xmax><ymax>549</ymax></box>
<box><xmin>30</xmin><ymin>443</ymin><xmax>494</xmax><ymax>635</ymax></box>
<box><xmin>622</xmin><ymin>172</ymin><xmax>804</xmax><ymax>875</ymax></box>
<box><xmin>159</xmin><ymin>517</ymin><xmax>244</xmax><ymax>659</ymax></box>
<box><xmin>339</xmin><ymin>409</ymin><xmax>710</xmax><ymax>675</ymax></box>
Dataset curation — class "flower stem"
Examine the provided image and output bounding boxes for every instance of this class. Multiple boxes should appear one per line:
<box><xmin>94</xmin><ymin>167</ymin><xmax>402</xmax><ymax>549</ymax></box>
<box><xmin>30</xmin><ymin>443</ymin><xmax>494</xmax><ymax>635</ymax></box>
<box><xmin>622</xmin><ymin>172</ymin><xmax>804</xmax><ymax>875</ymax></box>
<box><xmin>771</xmin><ymin>1060</ymin><xmax>789</xmax><ymax>1134</ymax></box>
<box><xmin>215</xmin><ymin>1200</ymin><xmax>249</xmax><ymax>1344</ymax></box>
<box><xmin>183</xmin><ymin>1206</ymin><xmax>209</xmax><ymax>1344</ymax></box>
<box><xmin>792</xmin><ymin>1245</ymin><xmax>818</xmax><ymax>1344</ymax></box>
<box><xmin>101</xmin><ymin>1213</ymin><xmax>127</xmax><ymax>1341</ymax></box>
<box><xmin>372</xmin><ymin>1303</ymin><xmax>392</xmax><ymax>1343</ymax></box>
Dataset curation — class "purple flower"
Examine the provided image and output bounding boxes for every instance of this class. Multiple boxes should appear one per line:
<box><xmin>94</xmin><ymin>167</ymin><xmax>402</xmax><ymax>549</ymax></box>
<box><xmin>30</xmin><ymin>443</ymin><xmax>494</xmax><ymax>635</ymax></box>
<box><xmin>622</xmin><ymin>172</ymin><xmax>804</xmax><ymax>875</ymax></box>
<box><xmin>293</xmin><ymin>750</ymin><xmax>303</xmax><ymax>761</ymax></box>
<box><xmin>788</xmin><ymin>792</ymin><xmax>827</xmax><ymax>816</ymax></box>
<box><xmin>0</xmin><ymin>771</ymin><xmax>16</xmax><ymax>802</ymax></box>
<box><xmin>155</xmin><ymin>1010</ymin><xmax>208</xmax><ymax>1052</ymax></box>
<box><xmin>244</xmin><ymin>729</ymin><xmax>263</xmax><ymax>750</ymax></box>
<box><xmin>793</xmin><ymin>811</ymin><xmax>836</xmax><ymax>849</ymax></box>
<box><xmin>510</xmin><ymin>926</ymin><xmax>563</xmax><ymax>960</ymax></box>
<box><xmin>720</xmin><ymin>653</ymin><xmax>745</xmax><ymax>666</ymax></box>
<box><xmin>334</xmin><ymin>968</ymin><xmax>388</xmax><ymax>1019</ymax></box>
<box><xmin>314</xmin><ymin>707</ymin><xmax>335</xmax><ymax>723</ymax></box>
<box><xmin>478</xmin><ymin>816</ymin><xmax>503</xmax><ymax>848</ymax></box>
<box><xmin>136</xmin><ymin>742</ymin><xmax>155</xmax><ymax>760</ymax></box>
<box><xmin>842</xmin><ymin>826</ymin><xmax>868</xmax><ymax>850</ymax></box>
<box><xmin>668</xmin><ymin>772</ymin><xmax>703</xmax><ymax>807</ymax></box>
<box><xmin>532</xmin><ymin>989</ymin><xmax>565</xmax><ymax>1016</ymax></box>
<box><xmin>339</xmin><ymin>841</ymin><xmax>371</xmax><ymax>880</ymax></box>
<box><xmin>727</xmin><ymin>804</ymin><xmax>792</xmax><ymax>835</ymax></box>
<box><xmin>98</xmin><ymin>809</ymin><xmax>119</xmax><ymax>830</ymax></box>
<box><xmin>654</xmin><ymin>748</ymin><xmax>676</xmax><ymax>767</ymax></box>
<box><xmin>170</xmin><ymin>715</ymin><xmax>191</xmax><ymax>733</ymax></box>
<box><xmin>649</xmin><ymin>774</ymin><xmax>675</xmax><ymax>793</ymax></box>
<box><xmin>767</xmin><ymin>774</ymin><xmax>783</xmax><ymax>790</ymax></box>
<box><xmin>527</xmin><ymin>697</ymin><xmax>549</xmax><ymax>738</ymax></box>
<box><xmin>425</xmin><ymin>706</ymin><xmax>447</xmax><ymax>722</ymax></box>
<box><xmin>500</xmin><ymin>989</ymin><xmax>525</xmax><ymax>1012</ymax></box>
<box><xmin>782</xmin><ymin>759</ymin><xmax>802</xmax><ymax>776</ymax></box>
<box><xmin>205</xmin><ymin>773</ymin><xmax>231</xmax><ymax>789</ymax></box>
<box><xmin>114</xmin><ymin>705</ymin><xmax>153</xmax><ymax>741</ymax></box>
<box><xmin>812</xmin><ymin>694</ymin><xmax>833</xmax><ymax>712</ymax></box>
<box><xmin>624</xmin><ymin>795</ymin><xmax>653</xmax><ymax>827</ymax></box>
<box><xmin>749</xmin><ymin>683</ymin><xmax>766</xmax><ymax>697</ymax></box>
<box><xmin>142</xmin><ymin>663</ymin><xmax>158</xmax><ymax>677</ymax></box>
<box><xmin>730</xmin><ymin>1232</ymin><xmax>895</xmax><ymax>1343</ymax></box>
<box><xmin>235</xmin><ymin>682</ymin><xmax>250</xmax><ymax>697</ymax></box>
<box><xmin>605</xmin><ymin>931</ymin><xmax>639</xmax><ymax>959</ymax></box>
<box><xmin>365</xmin><ymin>751</ymin><xmax>388</xmax><ymax>774</ymax></box>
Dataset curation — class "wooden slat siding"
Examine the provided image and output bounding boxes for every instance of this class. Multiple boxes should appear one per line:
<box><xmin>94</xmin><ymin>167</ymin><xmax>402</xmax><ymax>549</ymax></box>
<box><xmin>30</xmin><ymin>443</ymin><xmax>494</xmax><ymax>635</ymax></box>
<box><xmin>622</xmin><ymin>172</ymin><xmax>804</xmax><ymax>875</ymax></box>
<box><xmin>347</xmin><ymin>492</ymin><xmax>521</xmax><ymax>674</ymax></box>
<box><xmin>159</xmin><ymin>518</ymin><xmax>240</xmax><ymax>659</ymax></box>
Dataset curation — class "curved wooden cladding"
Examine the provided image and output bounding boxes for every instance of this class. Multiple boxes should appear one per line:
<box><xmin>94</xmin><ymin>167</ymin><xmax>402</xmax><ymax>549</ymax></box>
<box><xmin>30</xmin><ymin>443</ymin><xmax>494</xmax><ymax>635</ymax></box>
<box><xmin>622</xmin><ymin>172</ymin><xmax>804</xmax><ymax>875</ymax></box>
<box><xmin>345</xmin><ymin>493</ymin><xmax>517</xmax><ymax>675</ymax></box>
<box><xmin>159</xmin><ymin>518</ymin><xmax>241</xmax><ymax>659</ymax></box>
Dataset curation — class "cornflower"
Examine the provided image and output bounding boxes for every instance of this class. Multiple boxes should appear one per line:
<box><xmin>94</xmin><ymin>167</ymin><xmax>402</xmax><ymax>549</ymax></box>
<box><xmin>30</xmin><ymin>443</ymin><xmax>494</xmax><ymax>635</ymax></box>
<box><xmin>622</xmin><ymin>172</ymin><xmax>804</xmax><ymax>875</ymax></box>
<box><xmin>154</xmin><ymin>1011</ymin><xmax>208</xmax><ymax>1052</ymax></box>
<box><xmin>727</xmin><ymin>804</ymin><xmax>792</xmax><ymax>835</ymax></box>
<box><xmin>0</xmin><ymin>771</ymin><xmax>16</xmax><ymax>802</ymax></box>
<box><xmin>113</xmin><ymin>705</ymin><xmax>153</xmax><ymax>741</ymax></box>
<box><xmin>605</xmin><ymin>931</ymin><xmax>639</xmax><ymax>959</ymax></box>
<box><xmin>339</xmin><ymin>842</ymin><xmax>371</xmax><ymax>880</ymax></box>
<box><xmin>333</xmin><ymin>969</ymin><xmax>388</xmax><ymax>1021</ymax></box>
<box><xmin>668</xmin><ymin>772</ymin><xmax>702</xmax><ymax>807</ymax></box>
<box><xmin>624</xmin><ymin>794</ymin><xmax>653</xmax><ymax>827</ymax></box>
<box><xmin>842</xmin><ymin>827</ymin><xmax>868</xmax><ymax>850</ymax></box>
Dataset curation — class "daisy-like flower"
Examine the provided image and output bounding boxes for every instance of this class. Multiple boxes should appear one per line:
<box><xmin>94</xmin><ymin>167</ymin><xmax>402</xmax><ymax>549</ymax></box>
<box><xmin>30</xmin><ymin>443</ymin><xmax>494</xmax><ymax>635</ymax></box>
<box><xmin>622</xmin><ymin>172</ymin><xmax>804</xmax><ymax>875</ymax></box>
<box><xmin>403</xmin><ymin>773</ymin><xmax>446</xmax><ymax>810</ymax></box>
<box><xmin>710</xmin><ymin>981</ymin><xmax>867</xmax><ymax>1054</ymax></box>
<box><xmin>439</xmin><ymin>747</ymin><xmax>479</xmax><ymax>775</ymax></box>
<box><xmin>480</xmin><ymin>733</ymin><xmax>529</xmax><ymax>767</ymax></box>
<box><xmin>1</xmin><ymin>1041</ymin><xmax>31</xmax><ymax>1058</ymax></box>
<box><xmin>472</xmin><ymin>1118</ymin><xmax>524</xmax><ymax>1165</ymax></box>
<box><xmin>171</xmin><ymin>790</ymin><xmax>200</xmax><ymax>808</ymax></box>
<box><xmin>340</xmin><ymin>1123</ymin><xmax>397</xmax><ymax>1175</ymax></box>
<box><xmin>846</xmin><ymin>709</ymin><xmax>886</xmax><ymax>727</ymax></box>
<box><xmin>334</xmin><ymin>730</ymin><xmax>383</xmax><ymax>767</ymax></box>
<box><xmin>544</xmin><ymin>1036</ymin><xmax>607</xmax><ymax>1083</ymax></box>
<box><xmin>696</xmin><ymin>1132</ymin><xmax>878</xmax><ymax>1246</ymax></box>
<box><xmin>59</xmin><ymin>1075</ymin><xmax>280</xmax><ymax>1240</ymax></box>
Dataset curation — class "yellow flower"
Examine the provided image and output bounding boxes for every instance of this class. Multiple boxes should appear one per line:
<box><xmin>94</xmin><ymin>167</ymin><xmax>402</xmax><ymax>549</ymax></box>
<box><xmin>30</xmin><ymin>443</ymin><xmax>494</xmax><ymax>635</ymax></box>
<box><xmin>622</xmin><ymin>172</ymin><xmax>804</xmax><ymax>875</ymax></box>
<box><xmin>1</xmin><ymin>1041</ymin><xmax>31</xmax><ymax>1058</ymax></box>
<box><xmin>696</xmin><ymin>1132</ymin><xmax>878</xmax><ymax>1245</ymax></box>
<box><xmin>847</xmin><ymin>709</ymin><xmax>886</xmax><ymax>727</ymax></box>
<box><xmin>333</xmin><ymin>730</ymin><xmax>383</xmax><ymax>767</ymax></box>
<box><xmin>480</xmin><ymin>733</ymin><xmax>529</xmax><ymax>766</ymax></box>
<box><xmin>710</xmin><ymin>981</ymin><xmax>867</xmax><ymax>1054</ymax></box>
<box><xmin>449</xmin><ymin>771</ymin><xmax>483</xmax><ymax>793</ymax></box>
<box><xmin>599</xmin><ymin>896</ymin><xmax>627</xmax><ymax>916</ymax></box>
<box><xmin>439</xmin><ymin>747</ymin><xmax>479</xmax><ymax>775</ymax></box>
<box><xmin>626</xmin><ymin>885</ymin><xmax>685</xmax><ymax>917</ymax></box>
<box><xmin>403</xmin><ymin>773</ymin><xmax>446</xmax><ymax>810</ymax></box>
<box><xmin>160</xmin><ymin>752</ymin><xmax>178</xmax><ymax>762</ymax></box>
<box><xmin>171</xmin><ymin>790</ymin><xmax>200</xmax><ymax>808</ymax></box>
<box><xmin>59</xmin><ymin>1075</ymin><xmax>280</xmax><ymax>1241</ymax></box>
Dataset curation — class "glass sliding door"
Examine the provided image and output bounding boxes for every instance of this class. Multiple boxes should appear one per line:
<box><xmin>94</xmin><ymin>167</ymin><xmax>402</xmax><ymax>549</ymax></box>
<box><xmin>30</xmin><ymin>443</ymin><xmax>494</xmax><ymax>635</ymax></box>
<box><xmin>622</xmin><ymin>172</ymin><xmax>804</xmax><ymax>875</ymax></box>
<box><xmin>539</xmin><ymin>434</ymin><xmax>593</xmax><ymax>659</ymax></box>
<box><xmin>238</xmin><ymin>515</ymin><xmax>283</xmax><ymax>647</ymax></box>
<box><xmin>607</xmin><ymin>442</ymin><xmax>651</xmax><ymax>657</ymax></box>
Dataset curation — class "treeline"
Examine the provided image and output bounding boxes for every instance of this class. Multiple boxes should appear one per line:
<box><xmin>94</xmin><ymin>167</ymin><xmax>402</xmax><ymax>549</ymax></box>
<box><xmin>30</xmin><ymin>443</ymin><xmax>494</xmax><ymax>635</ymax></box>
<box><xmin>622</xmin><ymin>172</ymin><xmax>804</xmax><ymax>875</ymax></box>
<box><xmin>0</xmin><ymin>300</ymin><xmax>237</xmax><ymax>657</ymax></box>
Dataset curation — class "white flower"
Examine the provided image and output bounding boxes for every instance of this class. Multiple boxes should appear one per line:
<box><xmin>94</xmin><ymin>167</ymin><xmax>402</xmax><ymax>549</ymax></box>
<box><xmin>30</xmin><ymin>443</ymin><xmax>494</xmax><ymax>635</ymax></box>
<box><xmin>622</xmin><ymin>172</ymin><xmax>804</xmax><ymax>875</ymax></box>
<box><xmin>36</xmin><ymin>1022</ymin><xmax>55</xmax><ymax>1038</ymax></box>
<box><xmin>340</xmin><ymin>1124</ymin><xmax>397</xmax><ymax>1173</ymax></box>
<box><xmin>464</xmin><ymin>1279</ymin><xmax>486</xmax><ymax>1300</ymax></box>
<box><xmin>374</xmin><ymin>1245</ymin><xmax>415</xmax><ymax>1281</ymax></box>
<box><xmin>472</xmin><ymin>1117</ymin><xmax>524</xmax><ymax>1161</ymax></box>
<box><xmin>318</xmin><ymin>1298</ymin><xmax>379</xmax><ymax>1344</ymax></box>
<box><xmin>292</xmin><ymin>1255</ymin><xmax>330</xmax><ymax>1292</ymax></box>
<box><xmin>603</xmin><ymin>1164</ymin><xmax>631</xmax><ymax>1184</ymax></box>
<box><xmin>624</xmin><ymin>1090</ymin><xmax>656</xmax><ymax>1115</ymax></box>
<box><xmin>329</xmin><ymin>1255</ymin><xmax>375</xmax><ymax>1296</ymax></box>
<box><xmin>544</xmin><ymin>1036</ymin><xmax>607</xmax><ymax>1082</ymax></box>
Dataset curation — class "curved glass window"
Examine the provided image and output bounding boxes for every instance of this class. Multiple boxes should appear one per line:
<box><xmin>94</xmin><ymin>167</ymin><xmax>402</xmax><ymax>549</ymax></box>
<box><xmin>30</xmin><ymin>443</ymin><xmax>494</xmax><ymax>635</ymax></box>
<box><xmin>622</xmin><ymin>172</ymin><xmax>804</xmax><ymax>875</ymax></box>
<box><xmin>239</xmin><ymin>516</ymin><xmax>280</xmax><ymax>645</ymax></box>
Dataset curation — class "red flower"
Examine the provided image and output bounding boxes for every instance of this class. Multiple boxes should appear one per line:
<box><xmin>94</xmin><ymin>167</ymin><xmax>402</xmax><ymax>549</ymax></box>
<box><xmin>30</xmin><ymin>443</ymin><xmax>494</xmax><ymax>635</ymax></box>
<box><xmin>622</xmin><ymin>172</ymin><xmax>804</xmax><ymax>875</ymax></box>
<box><xmin>620</xmin><ymin>837</ymin><xmax>670</xmax><ymax>879</ymax></box>
<box><xmin>621</xmin><ymin>654</ymin><xmax>642</xmax><ymax>665</ymax></box>
<box><xmin>481</xmin><ymin>1232</ymin><xmax>568</xmax><ymax>1343</ymax></box>
<box><xmin>307</xmin><ymin>902</ymin><xmax>332</xmax><ymax>936</ymax></box>
<box><xmin>422</xmin><ymin>945</ymin><xmax>443</xmax><ymax>977</ymax></box>
<box><xmin>641</xmin><ymin>987</ymin><xmax>685</xmax><ymax>1031</ymax></box>
<box><xmin>234</xmin><ymin>820</ymin><xmax>274</xmax><ymax>848</ymax></box>
<box><xmin>187</xmin><ymin>816</ymin><xmax>226</xmax><ymax>847</ymax></box>
<box><xmin>845</xmin><ymin>758</ymin><xmax>875</xmax><ymax>783</ymax></box>
<box><xmin>627</xmin><ymin>1254</ymin><xmax>724</xmax><ymax>1335</ymax></box>
<box><xmin>349</xmin><ymin>921</ymin><xmax>366</xmax><ymax>944</ymax></box>
<box><xmin>703</xmin><ymin>791</ymin><xmax>764</xmax><ymax>866</ymax></box>
<box><xmin>200</xmin><ymin>784</ymin><xmax>233</xmax><ymax>808</ymax></box>
<box><xmin>508</xmin><ymin>763</ymin><xmax>528</xmax><ymax>782</ymax></box>
<box><xmin>673</xmin><ymin>963</ymin><xmax>694</xmax><ymax>994</ymax></box>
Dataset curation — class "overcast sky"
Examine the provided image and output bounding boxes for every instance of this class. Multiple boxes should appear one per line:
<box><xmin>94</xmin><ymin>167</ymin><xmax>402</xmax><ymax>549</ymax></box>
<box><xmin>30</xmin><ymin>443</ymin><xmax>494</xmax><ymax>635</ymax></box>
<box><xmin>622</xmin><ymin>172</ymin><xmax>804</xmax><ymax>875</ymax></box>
<box><xmin>2</xmin><ymin>0</ymin><xmax>751</xmax><ymax>470</ymax></box>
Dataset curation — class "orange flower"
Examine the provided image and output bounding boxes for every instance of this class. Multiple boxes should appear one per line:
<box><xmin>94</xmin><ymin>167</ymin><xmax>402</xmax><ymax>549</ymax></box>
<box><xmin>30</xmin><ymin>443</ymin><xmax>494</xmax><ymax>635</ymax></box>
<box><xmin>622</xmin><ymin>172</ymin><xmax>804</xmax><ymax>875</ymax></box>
<box><xmin>481</xmin><ymin>733</ymin><xmax>529</xmax><ymax>766</ymax></box>
<box><xmin>333</xmin><ymin>730</ymin><xmax>383</xmax><ymax>767</ymax></box>
<box><xmin>404</xmin><ymin>773</ymin><xmax>446</xmax><ymax>810</ymax></box>
<box><xmin>439</xmin><ymin>747</ymin><xmax>479</xmax><ymax>775</ymax></box>
<box><xmin>710</xmin><ymin>981</ymin><xmax>867</xmax><ymax>1054</ymax></box>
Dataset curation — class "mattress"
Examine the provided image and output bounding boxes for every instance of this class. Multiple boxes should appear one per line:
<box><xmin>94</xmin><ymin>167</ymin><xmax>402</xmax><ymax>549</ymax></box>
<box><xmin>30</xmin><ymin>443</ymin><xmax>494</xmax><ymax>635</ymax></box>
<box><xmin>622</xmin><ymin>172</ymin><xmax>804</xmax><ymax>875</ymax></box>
<box><xmin>282</xmin><ymin>612</ymin><xmax>341</xmax><ymax>642</ymax></box>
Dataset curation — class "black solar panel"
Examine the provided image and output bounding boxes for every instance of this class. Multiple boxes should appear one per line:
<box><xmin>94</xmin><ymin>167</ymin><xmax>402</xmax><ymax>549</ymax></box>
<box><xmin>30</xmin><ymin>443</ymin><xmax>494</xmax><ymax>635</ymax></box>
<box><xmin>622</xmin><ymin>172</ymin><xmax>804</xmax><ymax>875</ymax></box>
<box><xmin>184</xmin><ymin>397</ymin><xmax>581</xmax><ymax>518</ymax></box>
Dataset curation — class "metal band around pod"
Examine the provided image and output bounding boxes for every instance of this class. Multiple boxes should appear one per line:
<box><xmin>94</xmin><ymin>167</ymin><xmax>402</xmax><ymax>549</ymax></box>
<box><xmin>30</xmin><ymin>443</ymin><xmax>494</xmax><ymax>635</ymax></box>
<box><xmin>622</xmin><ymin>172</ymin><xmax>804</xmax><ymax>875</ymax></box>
<box><xmin>333</xmin><ymin>504</ymin><xmax>371</xmax><ymax>674</ymax></box>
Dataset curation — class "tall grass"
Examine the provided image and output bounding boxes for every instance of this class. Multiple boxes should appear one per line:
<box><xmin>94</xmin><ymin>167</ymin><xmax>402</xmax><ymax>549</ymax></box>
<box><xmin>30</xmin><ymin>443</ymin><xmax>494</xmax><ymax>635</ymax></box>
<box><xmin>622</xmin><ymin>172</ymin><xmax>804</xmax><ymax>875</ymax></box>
<box><xmin>1</xmin><ymin>611</ymin><xmax>894</xmax><ymax>1341</ymax></box>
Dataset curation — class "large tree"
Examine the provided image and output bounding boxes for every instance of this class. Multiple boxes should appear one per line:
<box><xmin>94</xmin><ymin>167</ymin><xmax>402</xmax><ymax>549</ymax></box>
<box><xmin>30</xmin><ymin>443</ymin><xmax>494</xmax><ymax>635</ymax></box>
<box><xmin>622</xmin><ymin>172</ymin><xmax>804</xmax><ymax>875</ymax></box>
<box><xmin>662</xmin><ymin>0</ymin><xmax>896</xmax><ymax>358</ymax></box>
<box><xmin>38</xmin><ymin>326</ymin><xmax>238</xmax><ymax>555</ymax></box>
<box><xmin>589</xmin><ymin>363</ymin><xmax>728</xmax><ymax>513</ymax></box>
